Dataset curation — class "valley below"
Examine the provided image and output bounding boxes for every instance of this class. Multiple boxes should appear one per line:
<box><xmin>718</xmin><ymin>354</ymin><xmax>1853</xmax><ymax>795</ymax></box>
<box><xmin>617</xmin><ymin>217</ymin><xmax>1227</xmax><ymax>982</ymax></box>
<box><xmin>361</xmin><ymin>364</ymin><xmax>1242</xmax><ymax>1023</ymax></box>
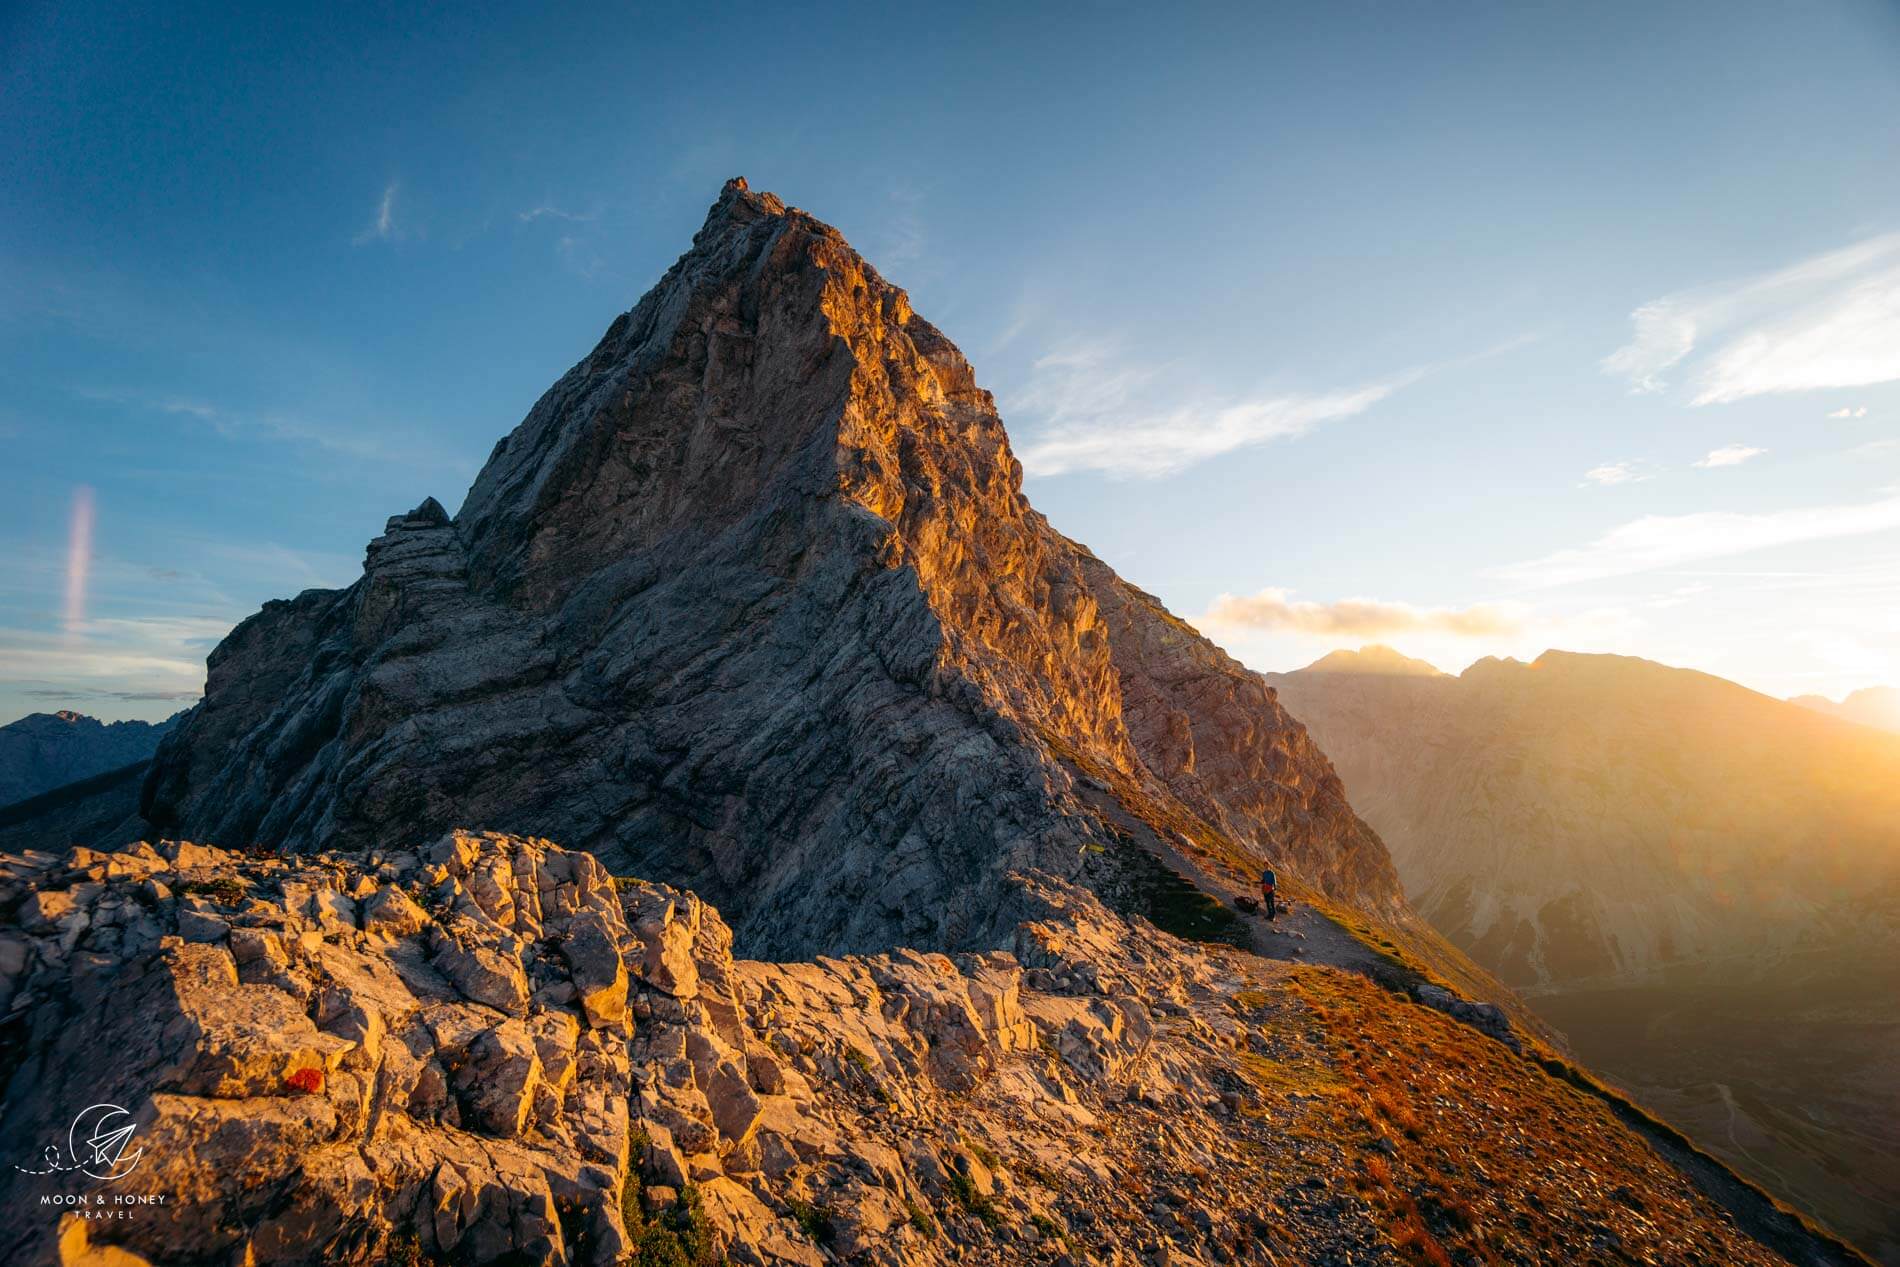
<box><xmin>1529</xmin><ymin>951</ymin><xmax>1900</xmax><ymax>1263</ymax></box>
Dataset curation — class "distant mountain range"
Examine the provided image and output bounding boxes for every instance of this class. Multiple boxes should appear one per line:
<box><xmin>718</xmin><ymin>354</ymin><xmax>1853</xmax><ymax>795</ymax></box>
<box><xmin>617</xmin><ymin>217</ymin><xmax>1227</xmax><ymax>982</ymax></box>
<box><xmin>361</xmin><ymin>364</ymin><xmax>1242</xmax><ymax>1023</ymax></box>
<box><xmin>0</xmin><ymin>709</ymin><xmax>182</xmax><ymax>808</ymax></box>
<box><xmin>1267</xmin><ymin>646</ymin><xmax>1900</xmax><ymax>1257</ymax></box>
<box><xmin>1267</xmin><ymin>646</ymin><xmax>1900</xmax><ymax>988</ymax></box>
<box><xmin>1790</xmin><ymin>685</ymin><xmax>1900</xmax><ymax>735</ymax></box>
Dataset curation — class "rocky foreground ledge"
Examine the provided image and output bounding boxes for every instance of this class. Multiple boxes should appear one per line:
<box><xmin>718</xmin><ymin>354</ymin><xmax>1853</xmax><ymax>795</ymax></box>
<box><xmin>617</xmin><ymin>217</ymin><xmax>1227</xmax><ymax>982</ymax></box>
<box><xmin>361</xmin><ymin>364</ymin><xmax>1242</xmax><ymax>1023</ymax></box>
<box><xmin>0</xmin><ymin>834</ymin><xmax>1815</xmax><ymax>1267</ymax></box>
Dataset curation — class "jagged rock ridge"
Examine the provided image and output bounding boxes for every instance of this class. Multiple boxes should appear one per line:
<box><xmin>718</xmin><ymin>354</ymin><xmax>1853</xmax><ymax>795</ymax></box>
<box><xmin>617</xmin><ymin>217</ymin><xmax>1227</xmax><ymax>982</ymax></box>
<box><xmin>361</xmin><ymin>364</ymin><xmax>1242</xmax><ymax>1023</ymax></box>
<box><xmin>141</xmin><ymin>179</ymin><xmax>1395</xmax><ymax>959</ymax></box>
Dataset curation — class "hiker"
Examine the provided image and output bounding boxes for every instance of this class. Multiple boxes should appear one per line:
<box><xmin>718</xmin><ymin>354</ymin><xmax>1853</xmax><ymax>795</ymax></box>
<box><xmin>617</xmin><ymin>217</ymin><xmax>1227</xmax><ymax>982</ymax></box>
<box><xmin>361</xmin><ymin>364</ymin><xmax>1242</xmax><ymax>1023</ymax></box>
<box><xmin>1260</xmin><ymin>865</ymin><xmax>1278</xmax><ymax>921</ymax></box>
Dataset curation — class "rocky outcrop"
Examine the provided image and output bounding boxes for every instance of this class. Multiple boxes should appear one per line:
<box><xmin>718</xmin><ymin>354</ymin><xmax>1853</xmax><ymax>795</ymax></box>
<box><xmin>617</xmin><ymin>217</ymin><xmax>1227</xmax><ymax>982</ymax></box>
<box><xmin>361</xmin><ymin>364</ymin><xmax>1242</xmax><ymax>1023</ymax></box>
<box><xmin>1</xmin><ymin>832</ymin><xmax>641</xmax><ymax>1267</ymax></box>
<box><xmin>136</xmin><ymin>180</ymin><xmax>1402</xmax><ymax>963</ymax></box>
<box><xmin>0</xmin><ymin>711</ymin><xmax>182</xmax><ymax>809</ymax></box>
<box><xmin>2</xmin><ymin>832</ymin><xmax>1849</xmax><ymax>1267</ymax></box>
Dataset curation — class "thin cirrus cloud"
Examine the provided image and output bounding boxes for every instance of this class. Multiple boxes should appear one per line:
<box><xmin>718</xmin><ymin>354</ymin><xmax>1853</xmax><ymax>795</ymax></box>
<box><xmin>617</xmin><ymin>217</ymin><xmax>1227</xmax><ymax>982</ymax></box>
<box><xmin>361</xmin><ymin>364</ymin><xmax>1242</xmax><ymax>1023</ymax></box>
<box><xmin>1827</xmin><ymin>406</ymin><xmax>1869</xmax><ymax>419</ymax></box>
<box><xmin>1693</xmin><ymin>444</ymin><xmax>1766</xmax><ymax>469</ymax></box>
<box><xmin>0</xmin><ymin>615</ymin><xmax>231</xmax><ymax>703</ymax></box>
<box><xmin>1602</xmin><ymin>231</ymin><xmax>1900</xmax><ymax>405</ymax></box>
<box><xmin>1196</xmin><ymin>587</ymin><xmax>1527</xmax><ymax>638</ymax></box>
<box><xmin>1008</xmin><ymin>342</ymin><xmax>1410</xmax><ymax>479</ymax></box>
<box><xmin>1488</xmin><ymin>492</ymin><xmax>1900</xmax><ymax>588</ymax></box>
<box><xmin>518</xmin><ymin>204</ymin><xmax>594</xmax><ymax>223</ymax></box>
<box><xmin>352</xmin><ymin>182</ymin><xmax>399</xmax><ymax>245</ymax></box>
<box><xmin>74</xmin><ymin>386</ymin><xmax>469</xmax><ymax>473</ymax></box>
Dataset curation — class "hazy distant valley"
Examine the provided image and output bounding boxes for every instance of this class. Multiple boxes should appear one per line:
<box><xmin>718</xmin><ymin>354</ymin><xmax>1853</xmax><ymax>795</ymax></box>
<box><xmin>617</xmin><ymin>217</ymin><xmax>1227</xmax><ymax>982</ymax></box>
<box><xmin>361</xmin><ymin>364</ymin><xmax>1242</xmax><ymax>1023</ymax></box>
<box><xmin>1268</xmin><ymin>646</ymin><xmax>1900</xmax><ymax>1259</ymax></box>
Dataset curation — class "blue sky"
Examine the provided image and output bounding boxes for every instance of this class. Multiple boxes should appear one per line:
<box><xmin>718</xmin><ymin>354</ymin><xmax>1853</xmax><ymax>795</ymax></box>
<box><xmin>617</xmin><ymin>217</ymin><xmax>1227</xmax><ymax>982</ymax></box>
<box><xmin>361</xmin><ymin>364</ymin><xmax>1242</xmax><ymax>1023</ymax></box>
<box><xmin>4</xmin><ymin>0</ymin><xmax>1899</xmax><ymax>723</ymax></box>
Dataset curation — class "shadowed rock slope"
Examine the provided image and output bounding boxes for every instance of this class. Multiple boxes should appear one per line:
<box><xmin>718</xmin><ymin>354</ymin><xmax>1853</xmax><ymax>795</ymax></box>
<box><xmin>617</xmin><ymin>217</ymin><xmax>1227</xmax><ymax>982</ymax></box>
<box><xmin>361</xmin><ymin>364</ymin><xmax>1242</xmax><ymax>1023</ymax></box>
<box><xmin>140</xmin><ymin>179</ymin><xmax>1396</xmax><ymax>962</ymax></box>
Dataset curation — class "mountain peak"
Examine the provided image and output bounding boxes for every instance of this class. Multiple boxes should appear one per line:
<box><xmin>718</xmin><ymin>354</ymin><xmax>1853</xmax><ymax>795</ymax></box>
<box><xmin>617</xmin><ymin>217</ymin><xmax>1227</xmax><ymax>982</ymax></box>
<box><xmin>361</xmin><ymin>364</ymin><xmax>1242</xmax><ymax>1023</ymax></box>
<box><xmin>0</xmin><ymin>709</ymin><xmax>180</xmax><ymax>808</ymax></box>
<box><xmin>708</xmin><ymin>172</ymin><xmax>785</xmax><ymax>224</ymax></box>
<box><xmin>142</xmin><ymin>180</ymin><xmax>1404</xmax><ymax>959</ymax></box>
<box><xmin>1791</xmin><ymin>684</ymin><xmax>1900</xmax><ymax>734</ymax></box>
<box><xmin>453</xmin><ymin>178</ymin><xmax>978</xmax><ymax>609</ymax></box>
<box><xmin>1300</xmin><ymin>644</ymin><xmax>1446</xmax><ymax>677</ymax></box>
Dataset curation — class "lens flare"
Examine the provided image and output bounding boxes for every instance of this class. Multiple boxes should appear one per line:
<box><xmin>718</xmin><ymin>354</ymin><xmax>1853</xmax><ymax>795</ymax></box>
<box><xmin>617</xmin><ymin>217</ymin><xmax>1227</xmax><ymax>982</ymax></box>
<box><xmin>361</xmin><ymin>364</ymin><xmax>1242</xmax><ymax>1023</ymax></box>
<box><xmin>62</xmin><ymin>485</ymin><xmax>94</xmax><ymax>641</ymax></box>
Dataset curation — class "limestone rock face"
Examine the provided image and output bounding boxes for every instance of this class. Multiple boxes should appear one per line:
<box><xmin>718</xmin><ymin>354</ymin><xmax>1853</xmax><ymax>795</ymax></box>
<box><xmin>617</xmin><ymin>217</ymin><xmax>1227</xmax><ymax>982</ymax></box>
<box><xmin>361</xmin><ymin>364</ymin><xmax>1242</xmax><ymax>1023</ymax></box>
<box><xmin>0</xmin><ymin>833</ymin><xmax>1839</xmax><ymax>1267</ymax></box>
<box><xmin>140</xmin><ymin>179</ymin><xmax>1397</xmax><ymax>959</ymax></box>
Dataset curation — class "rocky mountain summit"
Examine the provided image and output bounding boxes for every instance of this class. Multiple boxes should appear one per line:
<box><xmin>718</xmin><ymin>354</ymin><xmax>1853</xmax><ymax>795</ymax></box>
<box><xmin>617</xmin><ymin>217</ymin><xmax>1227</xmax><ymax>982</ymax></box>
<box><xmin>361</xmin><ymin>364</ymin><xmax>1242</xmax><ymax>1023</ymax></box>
<box><xmin>138</xmin><ymin>179</ymin><xmax>1399</xmax><ymax>965</ymax></box>
<box><xmin>0</xmin><ymin>710</ymin><xmax>182</xmax><ymax>809</ymax></box>
<box><xmin>1294</xmin><ymin>646</ymin><xmax>1446</xmax><ymax>678</ymax></box>
<box><xmin>0</xmin><ymin>831</ymin><xmax>1859</xmax><ymax>1267</ymax></box>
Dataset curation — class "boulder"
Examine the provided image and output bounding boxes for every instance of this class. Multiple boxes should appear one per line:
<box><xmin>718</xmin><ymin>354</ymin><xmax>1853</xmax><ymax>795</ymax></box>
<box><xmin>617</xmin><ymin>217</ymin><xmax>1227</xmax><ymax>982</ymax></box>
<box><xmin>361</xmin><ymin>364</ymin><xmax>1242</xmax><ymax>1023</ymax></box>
<box><xmin>453</xmin><ymin>1019</ymin><xmax>544</xmax><ymax>1137</ymax></box>
<box><xmin>561</xmin><ymin>910</ymin><xmax>628</xmax><ymax>1028</ymax></box>
<box><xmin>362</xmin><ymin>886</ymin><xmax>429</xmax><ymax>937</ymax></box>
<box><xmin>433</xmin><ymin>942</ymin><xmax>529</xmax><ymax>1014</ymax></box>
<box><xmin>165</xmin><ymin>944</ymin><xmax>352</xmax><ymax>1097</ymax></box>
<box><xmin>632</xmin><ymin>901</ymin><xmax>699</xmax><ymax>999</ymax></box>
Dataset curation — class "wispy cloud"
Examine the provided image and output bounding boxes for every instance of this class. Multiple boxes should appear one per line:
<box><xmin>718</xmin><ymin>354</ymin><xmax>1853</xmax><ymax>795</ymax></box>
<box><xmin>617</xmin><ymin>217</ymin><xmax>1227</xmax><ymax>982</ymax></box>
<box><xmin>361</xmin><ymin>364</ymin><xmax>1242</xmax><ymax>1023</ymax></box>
<box><xmin>1581</xmin><ymin>461</ymin><xmax>1650</xmax><ymax>487</ymax></box>
<box><xmin>874</xmin><ymin>186</ymin><xmax>927</xmax><ymax>270</ymax></box>
<box><xmin>1197</xmin><ymin>588</ymin><xmax>1527</xmax><ymax>638</ymax></box>
<box><xmin>0</xmin><ymin>614</ymin><xmax>229</xmax><ymax>708</ymax></box>
<box><xmin>1647</xmin><ymin>582</ymin><xmax>1712</xmax><ymax>610</ymax></box>
<box><xmin>1828</xmin><ymin>405</ymin><xmax>1869</xmax><ymax>419</ymax></box>
<box><xmin>1489</xmin><ymin>493</ymin><xmax>1900</xmax><ymax>588</ymax></box>
<box><xmin>1008</xmin><ymin>341</ymin><xmax>1410</xmax><ymax>479</ymax></box>
<box><xmin>74</xmin><ymin>385</ymin><xmax>468</xmax><ymax>472</ymax></box>
<box><xmin>20</xmin><ymin>686</ymin><xmax>201</xmax><ymax>704</ymax></box>
<box><xmin>515</xmin><ymin>200</ymin><xmax>609</xmax><ymax>277</ymax></box>
<box><xmin>353</xmin><ymin>182</ymin><xmax>399</xmax><ymax>245</ymax></box>
<box><xmin>518</xmin><ymin>203</ymin><xmax>594</xmax><ymax>223</ymax></box>
<box><xmin>1603</xmin><ymin>231</ymin><xmax>1900</xmax><ymax>405</ymax></box>
<box><xmin>1693</xmin><ymin>444</ymin><xmax>1766</xmax><ymax>468</ymax></box>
